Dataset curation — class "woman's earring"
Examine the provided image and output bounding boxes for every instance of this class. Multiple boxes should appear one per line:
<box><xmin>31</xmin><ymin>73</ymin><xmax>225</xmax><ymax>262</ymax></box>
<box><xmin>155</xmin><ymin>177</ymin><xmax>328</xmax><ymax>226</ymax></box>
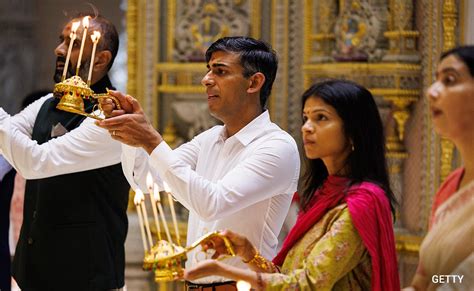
<box><xmin>351</xmin><ymin>144</ymin><xmax>355</xmax><ymax>151</ymax></box>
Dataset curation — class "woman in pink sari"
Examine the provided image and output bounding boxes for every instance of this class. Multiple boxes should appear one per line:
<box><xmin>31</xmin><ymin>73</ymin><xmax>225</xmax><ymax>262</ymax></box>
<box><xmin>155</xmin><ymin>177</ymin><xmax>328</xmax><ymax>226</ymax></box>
<box><xmin>183</xmin><ymin>80</ymin><xmax>399</xmax><ymax>290</ymax></box>
<box><xmin>406</xmin><ymin>46</ymin><xmax>474</xmax><ymax>291</ymax></box>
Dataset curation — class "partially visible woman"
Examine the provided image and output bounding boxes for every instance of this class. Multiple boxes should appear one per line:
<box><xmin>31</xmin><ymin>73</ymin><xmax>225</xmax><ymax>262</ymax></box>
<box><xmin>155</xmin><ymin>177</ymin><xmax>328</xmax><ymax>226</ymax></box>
<box><xmin>184</xmin><ymin>80</ymin><xmax>400</xmax><ymax>290</ymax></box>
<box><xmin>407</xmin><ymin>46</ymin><xmax>474</xmax><ymax>291</ymax></box>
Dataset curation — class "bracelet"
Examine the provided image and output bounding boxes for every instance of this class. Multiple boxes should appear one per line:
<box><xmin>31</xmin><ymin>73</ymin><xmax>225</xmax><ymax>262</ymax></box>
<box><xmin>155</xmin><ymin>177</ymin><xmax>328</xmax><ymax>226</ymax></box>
<box><xmin>242</xmin><ymin>250</ymin><xmax>277</xmax><ymax>273</ymax></box>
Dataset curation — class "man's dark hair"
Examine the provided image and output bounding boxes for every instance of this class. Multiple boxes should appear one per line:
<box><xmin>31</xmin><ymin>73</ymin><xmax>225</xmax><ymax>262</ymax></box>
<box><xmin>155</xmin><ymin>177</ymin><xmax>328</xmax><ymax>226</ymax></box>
<box><xmin>205</xmin><ymin>37</ymin><xmax>278</xmax><ymax>110</ymax></box>
<box><xmin>73</xmin><ymin>12</ymin><xmax>119</xmax><ymax>70</ymax></box>
<box><xmin>440</xmin><ymin>45</ymin><xmax>474</xmax><ymax>76</ymax></box>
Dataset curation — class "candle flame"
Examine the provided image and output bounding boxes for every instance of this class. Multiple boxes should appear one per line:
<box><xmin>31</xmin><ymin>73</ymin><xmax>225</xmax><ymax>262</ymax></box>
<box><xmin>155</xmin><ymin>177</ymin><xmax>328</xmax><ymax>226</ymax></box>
<box><xmin>71</xmin><ymin>21</ymin><xmax>81</xmax><ymax>33</ymax></box>
<box><xmin>153</xmin><ymin>183</ymin><xmax>161</xmax><ymax>201</ymax></box>
<box><xmin>146</xmin><ymin>172</ymin><xmax>154</xmax><ymax>191</ymax></box>
<box><xmin>82</xmin><ymin>16</ymin><xmax>90</xmax><ymax>28</ymax></box>
<box><xmin>163</xmin><ymin>181</ymin><xmax>172</xmax><ymax>193</ymax></box>
<box><xmin>90</xmin><ymin>31</ymin><xmax>101</xmax><ymax>42</ymax></box>
<box><xmin>134</xmin><ymin>189</ymin><xmax>144</xmax><ymax>205</ymax></box>
<box><xmin>236</xmin><ymin>280</ymin><xmax>251</xmax><ymax>291</ymax></box>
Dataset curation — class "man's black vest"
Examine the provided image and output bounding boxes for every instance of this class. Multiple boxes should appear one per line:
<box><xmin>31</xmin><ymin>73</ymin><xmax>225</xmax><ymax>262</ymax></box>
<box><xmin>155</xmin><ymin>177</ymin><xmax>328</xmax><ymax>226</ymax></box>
<box><xmin>12</xmin><ymin>76</ymin><xmax>130</xmax><ymax>291</ymax></box>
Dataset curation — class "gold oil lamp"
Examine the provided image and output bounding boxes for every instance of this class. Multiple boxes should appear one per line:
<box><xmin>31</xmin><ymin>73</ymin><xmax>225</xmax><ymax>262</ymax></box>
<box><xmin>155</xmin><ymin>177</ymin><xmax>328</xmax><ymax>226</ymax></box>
<box><xmin>143</xmin><ymin>231</ymin><xmax>235</xmax><ymax>282</ymax></box>
<box><xmin>135</xmin><ymin>179</ymin><xmax>236</xmax><ymax>282</ymax></box>
<box><xmin>54</xmin><ymin>17</ymin><xmax>119</xmax><ymax>119</ymax></box>
<box><xmin>53</xmin><ymin>76</ymin><xmax>120</xmax><ymax>120</ymax></box>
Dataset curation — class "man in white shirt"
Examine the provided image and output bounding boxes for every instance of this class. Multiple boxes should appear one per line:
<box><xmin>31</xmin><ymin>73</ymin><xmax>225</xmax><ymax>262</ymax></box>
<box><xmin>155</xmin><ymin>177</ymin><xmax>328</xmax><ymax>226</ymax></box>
<box><xmin>0</xmin><ymin>14</ymin><xmax>129</xmax><ymax>290</ymax></box>
<box><xmin>98</xmin><ymin>37</ymin><xmax>300</xmax><ymax>289</ymax></box>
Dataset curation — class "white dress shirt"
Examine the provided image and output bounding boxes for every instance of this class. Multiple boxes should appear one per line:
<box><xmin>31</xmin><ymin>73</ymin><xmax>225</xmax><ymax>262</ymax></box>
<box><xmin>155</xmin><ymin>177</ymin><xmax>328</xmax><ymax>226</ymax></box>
<box><xmin>0</xmin><ymin>95</ymin><xmax>122</xmax><ymax>179</ymax></box>
<box><xmin>0</xmin><ymin>154</ymin><xmax>13</xmax><ymax>181</ymax></box>
<box><xmin>122</xmin><ymin>110</ymin><xmax>300</xmax><ymax>283</ymax></box>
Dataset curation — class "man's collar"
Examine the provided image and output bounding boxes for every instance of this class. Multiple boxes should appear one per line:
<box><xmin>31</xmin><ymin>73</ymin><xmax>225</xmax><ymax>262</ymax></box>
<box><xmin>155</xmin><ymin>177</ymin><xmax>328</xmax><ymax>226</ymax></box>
<box><xmin>220</xmin><ymin>111</ymin><xmax>271</xmax><ymax>146</ymax></box>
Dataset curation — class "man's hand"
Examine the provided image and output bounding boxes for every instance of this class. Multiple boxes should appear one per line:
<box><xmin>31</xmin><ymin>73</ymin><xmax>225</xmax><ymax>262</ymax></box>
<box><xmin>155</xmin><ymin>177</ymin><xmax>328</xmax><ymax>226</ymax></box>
<box><xmin>99</xmin><ymin>90</ymin><xmax>135</xmax><ymax>118</ymax></box>
<box><xmin>96</xmin><ymin>95</ymin><xmax>163</xmax><ymax>154</ymax></box>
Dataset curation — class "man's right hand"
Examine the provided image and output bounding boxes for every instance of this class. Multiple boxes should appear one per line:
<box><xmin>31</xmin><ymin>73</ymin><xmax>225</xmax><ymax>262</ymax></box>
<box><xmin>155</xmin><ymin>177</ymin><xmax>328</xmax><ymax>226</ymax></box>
<box><xmin>100</xmin><ymin>90</ymin><xmax>135</xmax><ymax>118</ymax></box>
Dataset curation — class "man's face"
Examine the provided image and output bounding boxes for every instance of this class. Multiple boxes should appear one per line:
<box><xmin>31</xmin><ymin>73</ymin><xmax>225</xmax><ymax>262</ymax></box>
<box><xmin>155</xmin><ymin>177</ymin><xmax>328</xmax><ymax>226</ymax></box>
<box><xmin>201</xmin><ymin>51</ymin><xmax>251</xmax><ymax>123</ymax></box>
<box><xmin>53</xmin><ymin>19</ymin><xmax>96</xmax><ymax>83</ymax></box>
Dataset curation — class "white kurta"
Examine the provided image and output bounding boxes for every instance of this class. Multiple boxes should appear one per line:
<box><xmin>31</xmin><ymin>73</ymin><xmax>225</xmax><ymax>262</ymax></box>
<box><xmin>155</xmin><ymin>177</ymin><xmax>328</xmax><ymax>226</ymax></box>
<box><xmin>0</xmin><ymin>95</ymin><xmax>123</xmax><ymax>179</ymax></box>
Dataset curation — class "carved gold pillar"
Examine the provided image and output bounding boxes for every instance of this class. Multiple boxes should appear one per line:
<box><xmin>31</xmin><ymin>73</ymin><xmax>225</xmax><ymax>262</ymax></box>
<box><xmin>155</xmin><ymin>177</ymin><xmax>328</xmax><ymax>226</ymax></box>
<box><xmin>443</xmin><ymin>0</ymin><xmax>457</xmax><ymax>51</ymax></box>
<box><xmin>384</xmin><ymin>94</ymin><xmax>417</xmax><ymax>226</ymax></box>
<box><xmin>312</xmin><ymin>0</ymin><xmax>336</xmax><ymax>62</ymax></box>
<box><xmin>383</xmin><ymin>0</ymin><xmax>419</xmax><ymax>62</ymax></box>
<box><xmin>162</xmin><ymin>122</ymin><xmax>179</xmax><ymax>149</ymax></box>
<box><xmin>127</xmin><ymin>0</ymin><xmax>138</xmax><ymax>97</ymax></box>
<box><xmin>439</xmin><ymin>0</ymin><xmax>458</xmax><ymax>182</ymax></box>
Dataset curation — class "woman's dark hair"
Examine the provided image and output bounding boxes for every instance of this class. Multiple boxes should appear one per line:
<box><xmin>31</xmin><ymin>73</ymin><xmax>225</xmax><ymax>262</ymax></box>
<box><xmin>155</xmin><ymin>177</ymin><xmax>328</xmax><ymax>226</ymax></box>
<box><xmin>440</xmin><ymin>45</ymin><xmax>474</xmax><ymax>76</ymax></box>
<box><xmin>205</xmin><ymin>37</ymin><xmax>278</xmax><ymax>110</ymax></box>
<box><xmin>299</xmin><ymin>80</ymin><xmax>396</xmax><ymax>215</ymax></box>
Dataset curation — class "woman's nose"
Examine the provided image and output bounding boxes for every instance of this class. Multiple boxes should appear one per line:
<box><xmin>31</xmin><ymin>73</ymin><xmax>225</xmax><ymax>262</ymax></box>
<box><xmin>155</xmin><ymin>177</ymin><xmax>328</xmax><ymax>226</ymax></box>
<box><xmin>427</xmin><ymin>81</ymin><xmax>441</xmax><ymax>100</ymax></box>
<box><xmin>301</xmin><ymin>120</ymin><xmax>314</xmax><ymax>133</ymax></box>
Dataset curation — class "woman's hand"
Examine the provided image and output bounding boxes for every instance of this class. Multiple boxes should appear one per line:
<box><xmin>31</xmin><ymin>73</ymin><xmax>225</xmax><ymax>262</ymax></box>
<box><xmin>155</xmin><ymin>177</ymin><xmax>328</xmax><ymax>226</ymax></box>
<box><xmin>202</xmin><ymin>230</ymin><xmax>256</xmax><ymax>262</ymax></box>
<box><xmin>183</xmin><ymin>260</ymin><xmax>262</xmax><ymax>290</ymax></box>
<box><xmin>183</xmin><ymin>260</ymin><xmax>227</xmax><ymax>281</ymax></box>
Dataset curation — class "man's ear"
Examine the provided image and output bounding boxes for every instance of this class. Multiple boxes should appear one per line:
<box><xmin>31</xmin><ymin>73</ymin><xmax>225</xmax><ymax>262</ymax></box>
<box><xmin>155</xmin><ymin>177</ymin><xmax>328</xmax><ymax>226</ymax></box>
<box><xmin>93</xmin><ymin>50</ymin><xmax>113</xmax><ymax>73</ymax></box>
<box><xmin>247</xmin><ymin>72</ymin><xmax>266</xmax><ymax>94</ymax></box>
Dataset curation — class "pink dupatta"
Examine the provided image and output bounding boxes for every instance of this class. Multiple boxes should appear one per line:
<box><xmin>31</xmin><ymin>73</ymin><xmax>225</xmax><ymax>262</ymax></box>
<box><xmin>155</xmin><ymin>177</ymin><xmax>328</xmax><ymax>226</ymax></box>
<box><xmin>273</xmin><ymin>176</ymin><xmax>399</xmax><ymax>290</ymax></box>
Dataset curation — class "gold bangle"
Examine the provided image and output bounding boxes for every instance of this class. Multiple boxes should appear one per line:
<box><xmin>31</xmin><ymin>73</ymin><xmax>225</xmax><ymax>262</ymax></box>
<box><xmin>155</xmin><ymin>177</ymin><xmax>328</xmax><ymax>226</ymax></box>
<box><xmin>242</xmin><ymin>250</ymin><xmax>276</xmax><ymax>272</ymax></box>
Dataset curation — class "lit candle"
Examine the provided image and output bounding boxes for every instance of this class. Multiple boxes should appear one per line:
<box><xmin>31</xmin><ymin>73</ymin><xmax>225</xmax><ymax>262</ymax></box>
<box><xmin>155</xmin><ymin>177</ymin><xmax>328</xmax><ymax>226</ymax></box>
<box><xmin>134</xmin><ymin>189</ymin><xmax>148</xmax><ymax>252</ymax></box>
<box><xmin>154</xmin><ymin>183</ymin><xmax>173</xmax><ymax>243</ymax></box>
<box><xmin>236</xmin><ymin>281</ymin><xmax>251</xmax><ymax>291</ymax></box>
<box><xmin>87</xmin><ymin>31</ymin><xmax>101</xmax><ymax>85</ymax></box>
<box><xmin>76</xmin><ymin>16</ymin><xmax>90</xmax><ymax>76</ymax></box>
<box><xmin>146</xmin><ymin>172</ymin><xmax>162</xmax><ymax>241</ymax></box>
<box><xmin>140</xmin><ymin>191</ymin><xmax>154</xmax><ymax>248</ymax></box>
<box><xmin>163</xmin><ymin>181</ymin><xmax>181</xmax><ymax>246</ymax></box>
<box><xmin>62</xmin><ymin>21</ymin><xmax>81</xmax><ymax>81</ymax></box>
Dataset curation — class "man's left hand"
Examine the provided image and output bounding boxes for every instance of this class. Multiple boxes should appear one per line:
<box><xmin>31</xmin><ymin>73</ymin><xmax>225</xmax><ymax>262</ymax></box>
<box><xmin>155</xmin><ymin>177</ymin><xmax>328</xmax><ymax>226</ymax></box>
<box><xmin>96</xmin><ymin>96</ymin><xmax>163</xmax><ymax>154</ymax></box>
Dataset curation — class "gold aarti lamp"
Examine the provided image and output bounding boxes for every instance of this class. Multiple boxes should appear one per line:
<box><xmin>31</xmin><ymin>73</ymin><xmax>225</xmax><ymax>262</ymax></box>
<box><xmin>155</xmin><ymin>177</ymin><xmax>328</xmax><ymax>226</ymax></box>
<box><xmin>143</xmin><ymin>231</ymin><xmax>235</xmax><ymax>282</ymax></box>
<box><xmin>54</xmin><ymin>17</ymin><xmax>120</xmax><ymax>120</ymax></box>
<box><xmin>54</xmin><ymin>76</ymin><xmax>118</xmax><ymax>120</ymax></box>
<box><xmin>135</xmin><ymin>177</ymin><xmax>235</xmax><ymax>282</ymax></box>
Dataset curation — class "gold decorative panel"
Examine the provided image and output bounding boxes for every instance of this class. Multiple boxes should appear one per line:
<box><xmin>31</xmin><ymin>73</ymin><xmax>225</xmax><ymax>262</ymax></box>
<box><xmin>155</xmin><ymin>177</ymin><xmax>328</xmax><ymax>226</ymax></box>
<box><xmin>154</xmin><ymin>1</ymin><xmax>262</xmax><ymax>137</ymax></box>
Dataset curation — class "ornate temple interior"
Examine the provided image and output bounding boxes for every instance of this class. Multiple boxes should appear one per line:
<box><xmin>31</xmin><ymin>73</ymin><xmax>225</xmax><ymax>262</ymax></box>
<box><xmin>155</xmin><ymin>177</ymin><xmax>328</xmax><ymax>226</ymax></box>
<box><xmin>1</xmin><ymin>0</ymin><xmax>473</xmax><ymax>290</ymax></box>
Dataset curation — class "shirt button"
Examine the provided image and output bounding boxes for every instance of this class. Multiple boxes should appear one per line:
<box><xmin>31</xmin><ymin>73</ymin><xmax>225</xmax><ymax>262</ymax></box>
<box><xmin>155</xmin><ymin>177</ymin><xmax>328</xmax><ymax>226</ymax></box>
<box><xmin>28</xmin><ymin>237</ymin><xmax>34</xmax><ymax>245</ymax></box>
